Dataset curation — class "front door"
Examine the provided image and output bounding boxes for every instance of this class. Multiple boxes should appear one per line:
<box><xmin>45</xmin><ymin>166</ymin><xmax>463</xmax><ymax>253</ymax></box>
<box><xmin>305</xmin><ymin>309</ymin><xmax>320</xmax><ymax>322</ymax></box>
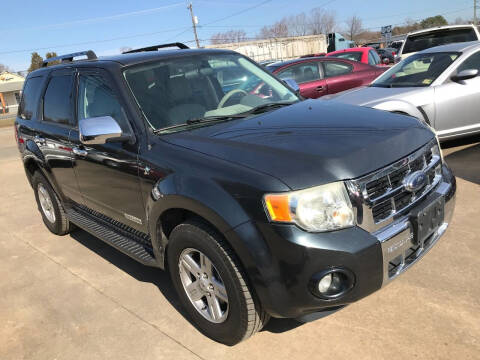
<box><xmin>70</xmin><ymin>68</ymin><xmax>147</xmax><ymax>232</ymax></box>
<box><xmin>434</xmin><ymin>50</ymin><xmax>480</xmax><ymax>138</ymax></box>
<box><xmin>277</xmin><ymin>61</ymin><xmax>328</xmax><ymax>98</ymax></box>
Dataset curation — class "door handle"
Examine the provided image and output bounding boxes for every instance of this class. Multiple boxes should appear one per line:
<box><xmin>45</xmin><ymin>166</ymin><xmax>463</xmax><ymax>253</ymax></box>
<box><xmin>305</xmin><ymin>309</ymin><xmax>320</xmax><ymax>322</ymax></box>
<box><xmin>316</xmin><ymin>86</ymin><xmax>324</xmax><ymax>92</ymax></box>
<box><xmin>72</xmin><ymin>147</ymin><xmax>88</xmax><ymax>157</ymax></box>
<box><xmin>34</xmin><ymin>135</ymin><xmax>46</xmax><ymax>145</ymax></box>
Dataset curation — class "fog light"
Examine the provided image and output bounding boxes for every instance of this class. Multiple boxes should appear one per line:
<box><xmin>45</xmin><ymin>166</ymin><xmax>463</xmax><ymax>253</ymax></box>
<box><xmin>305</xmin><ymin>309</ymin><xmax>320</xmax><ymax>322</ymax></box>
<box><xmin>310</xmin><ymin>269</ymin><xmax>354</xmax><ymax>299</ymax></box>
<box><xmin>318</xmin><ymin>274</ymin><xmax>333</xmax><ymax>294</ymax></box>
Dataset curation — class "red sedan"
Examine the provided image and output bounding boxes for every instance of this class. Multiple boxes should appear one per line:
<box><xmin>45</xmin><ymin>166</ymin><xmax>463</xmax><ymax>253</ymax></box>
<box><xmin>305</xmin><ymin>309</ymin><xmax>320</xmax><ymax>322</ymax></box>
<box><xmin>325</xmin><ymin>47</ymin><xmax>383</xmax><ymax>66</ymax></box>
<box><xmin>266</xmin><ymin>57</ymin><xmax>386</xmax><ymax>99</ymax></box>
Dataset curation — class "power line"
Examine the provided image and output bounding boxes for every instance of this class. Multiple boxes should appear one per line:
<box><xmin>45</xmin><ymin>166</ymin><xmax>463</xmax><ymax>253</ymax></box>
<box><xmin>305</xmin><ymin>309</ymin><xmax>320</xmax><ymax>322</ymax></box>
<box><xmin>0</xmin><ymin>2</ymin><xmax>185</xmax><ymax>33</ymax></box>
<box><xmin>0</xmin><ymin>26</ymin><xmax>191</xmax><ymax>55</ymax></box>
<box><xmin>203</xmin><ymin>0</ymin><xmax>273</xmax><ymax>26</ymax></box>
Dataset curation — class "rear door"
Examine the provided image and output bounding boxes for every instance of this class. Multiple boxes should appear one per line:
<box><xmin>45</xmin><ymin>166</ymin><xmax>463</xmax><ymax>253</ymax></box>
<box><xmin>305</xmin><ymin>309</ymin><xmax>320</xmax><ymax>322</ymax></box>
<box><xmin>34</xmin><ymin>68</ymin><xmax>81</xmax><ymax>203</ymax></box>
<box><xmin>69</xmin><ymin>68</ymin><xmax>147</xmax><ymax>232</ymax></box>
<box><xmin>276</xmin><ymin>61</ymin><xmax>327</xmax><ymax>98</ymax></box>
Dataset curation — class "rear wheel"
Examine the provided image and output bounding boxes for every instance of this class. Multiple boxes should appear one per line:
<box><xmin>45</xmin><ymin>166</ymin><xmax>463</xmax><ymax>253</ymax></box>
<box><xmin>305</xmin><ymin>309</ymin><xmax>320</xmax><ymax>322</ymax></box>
<box><xmin>168</xmin><ymin>219</ymin><xmax>269</xmax><ymax>345</ymax></box>
<box><xmin>32</xmin><ymin>171</ymin><xmax>74</xmax><ymax>235</ymax></box>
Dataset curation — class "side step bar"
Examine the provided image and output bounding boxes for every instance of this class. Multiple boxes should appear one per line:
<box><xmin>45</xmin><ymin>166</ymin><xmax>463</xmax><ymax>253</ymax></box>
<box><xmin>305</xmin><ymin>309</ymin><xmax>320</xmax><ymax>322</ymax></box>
<box><xmin>66</xmin><ymin>207</ymin><xmax>157</xmax><ymax>266</ymax></box>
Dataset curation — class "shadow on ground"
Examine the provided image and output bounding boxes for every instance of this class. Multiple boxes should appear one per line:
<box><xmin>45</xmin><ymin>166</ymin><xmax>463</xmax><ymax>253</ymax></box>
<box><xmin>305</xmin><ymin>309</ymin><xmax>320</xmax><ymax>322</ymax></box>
<box><xmin>443</xmin><ymin>135</ymin><xmax>480</xmax><ymax>185</ymax></box>
<box><xmin>70</xmin><ymin>229</ymin><xmax>341</xmax><ymax>335</ymax></box>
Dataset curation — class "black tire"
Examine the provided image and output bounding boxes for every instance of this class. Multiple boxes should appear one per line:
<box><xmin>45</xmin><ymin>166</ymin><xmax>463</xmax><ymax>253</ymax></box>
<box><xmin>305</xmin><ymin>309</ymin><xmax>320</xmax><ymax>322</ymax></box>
<box><xmin>32</xmin><ymin>171</ymin><xmax>74</xmax><ymax>235</ymax></box>
<box><xmin>167</xmin><ymin>219</ymin><xmax>269</xmax><ymax>345</ymax></box>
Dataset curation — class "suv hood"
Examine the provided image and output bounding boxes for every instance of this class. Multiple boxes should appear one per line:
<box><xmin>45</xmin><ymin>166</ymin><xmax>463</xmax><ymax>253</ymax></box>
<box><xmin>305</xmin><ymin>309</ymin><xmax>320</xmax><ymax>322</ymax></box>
<box><xmin>162</xmin><ymin>100</ymin><xmax>434</xmax><ymax>190</ymax></box>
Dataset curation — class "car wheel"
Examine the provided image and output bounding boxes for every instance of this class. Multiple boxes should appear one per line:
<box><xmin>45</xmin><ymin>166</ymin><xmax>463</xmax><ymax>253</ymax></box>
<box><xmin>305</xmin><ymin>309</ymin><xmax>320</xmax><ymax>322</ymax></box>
<box><xmin>168</xmin><ymin>219</ymin><xmax>269</xmax><ymax>345</ymax></box>
<box><xmin>32</xmin><ymin>171</ymin><xmax>74</xmax><ymax>235</ymax></box>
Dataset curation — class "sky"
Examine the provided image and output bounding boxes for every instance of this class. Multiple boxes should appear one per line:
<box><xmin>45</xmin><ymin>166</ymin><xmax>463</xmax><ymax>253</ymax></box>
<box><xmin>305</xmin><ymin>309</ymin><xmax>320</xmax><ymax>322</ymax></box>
<box><xmin>0</xmin><ymin>0</ymin><xmax>475</xmax><ymax>71</ymax></box>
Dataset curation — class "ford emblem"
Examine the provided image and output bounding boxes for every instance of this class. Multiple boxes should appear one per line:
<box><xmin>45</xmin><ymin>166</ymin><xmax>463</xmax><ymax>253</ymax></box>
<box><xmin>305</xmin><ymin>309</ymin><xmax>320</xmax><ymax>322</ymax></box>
<box><xmin>403</xmin><ymin>171</ymin><xmax>427</xmax><ymax>192</ymax></box>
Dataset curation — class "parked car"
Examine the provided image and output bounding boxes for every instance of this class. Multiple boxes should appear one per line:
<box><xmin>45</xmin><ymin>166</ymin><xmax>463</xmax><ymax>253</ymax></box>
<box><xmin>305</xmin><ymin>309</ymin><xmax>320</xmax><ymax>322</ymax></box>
<box><xmin>15</xmin><ymin>43</ymin><xmax>455</xmax><ymax>345</ymax></box>
<box><xmin>326</xmin><ymin>47</ymin><xmax>384</xmax><ymax>66</ymax></box>
<box><xmin>362</xmin><ymin>42</ymin><xmax>382</xmax><ymax>50</ymax></box>
<box><xmin>265</xmin><ymin>57</ymin><xmax>386</xmax><ymax>98</ymax></box>
<box><xmin>397</xmin><ymin>24</ymin><xmax>480</xmax><ymax>61</ymax></box>
<box><xmin>376</xmin><ymin>48</ymin><xmax>396</xmax><ymax>64</ymax></box>
<box><xmin>323</xmin><ymin>41</ymin><xmax>480</xmax><ymax>140</ymax></box>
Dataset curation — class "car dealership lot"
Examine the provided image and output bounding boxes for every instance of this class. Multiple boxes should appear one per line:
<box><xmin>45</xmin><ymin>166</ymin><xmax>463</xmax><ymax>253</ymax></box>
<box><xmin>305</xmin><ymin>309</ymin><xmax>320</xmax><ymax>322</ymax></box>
<box><xmin>0</xmin><ymin>126</ymin><xmax>478</xmax><ymax>359</ymax></box>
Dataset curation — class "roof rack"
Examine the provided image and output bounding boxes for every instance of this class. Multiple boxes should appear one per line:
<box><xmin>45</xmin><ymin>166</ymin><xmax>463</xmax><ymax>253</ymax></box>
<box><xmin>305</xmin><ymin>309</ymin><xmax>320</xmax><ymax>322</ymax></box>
<box><xmin>123</xmin><ymin>43</ymin><xmax>189</xmax><ymax>54</ymax></box>
<box><xmin>42</xmin><ymin>50</ymin><xmax>97</xmax><ymax>67</ymax></box>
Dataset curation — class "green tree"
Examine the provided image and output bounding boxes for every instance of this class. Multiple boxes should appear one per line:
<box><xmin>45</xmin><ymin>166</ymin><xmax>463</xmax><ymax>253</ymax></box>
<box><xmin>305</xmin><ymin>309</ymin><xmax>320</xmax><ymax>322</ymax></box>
<box><xmin>28</xmin><ymin>52</ymin><xmax>44</xmax><ymax>72</ymax></box>
<box><xmin>45</xmin><ymin>52</ymin><xmax>61</xmax><ymax>66</ymax></box>
<box><xmin>420</xmin><ymin>15</ymin><xmax>448</xmax><ymax>29</ymax></box>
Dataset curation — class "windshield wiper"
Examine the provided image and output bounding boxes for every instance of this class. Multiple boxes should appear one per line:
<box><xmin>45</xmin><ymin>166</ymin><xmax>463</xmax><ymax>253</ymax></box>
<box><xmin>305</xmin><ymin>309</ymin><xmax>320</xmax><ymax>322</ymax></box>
<box><xmin>186</xmin><ymin>114</ymin><xmax>247</xmax><ymax>125</ymax></box>
<box><xmin>240</xmin><ymin>101</ymin><xmax>295</xmax><ymax>115</ymax></box>
<box><xmin>153</xmin><ymin>115</ymin><xmax>247</xmax><ymax>134</ymax></box>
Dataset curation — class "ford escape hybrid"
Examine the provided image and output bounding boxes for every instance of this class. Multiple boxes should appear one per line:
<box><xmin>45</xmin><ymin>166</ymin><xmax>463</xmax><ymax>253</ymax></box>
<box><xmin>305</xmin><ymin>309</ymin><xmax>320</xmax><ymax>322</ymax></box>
<box><xmin>15</xmin><ymin>43</ymin><xmax>456</xmax><ymax>345</ymax></box>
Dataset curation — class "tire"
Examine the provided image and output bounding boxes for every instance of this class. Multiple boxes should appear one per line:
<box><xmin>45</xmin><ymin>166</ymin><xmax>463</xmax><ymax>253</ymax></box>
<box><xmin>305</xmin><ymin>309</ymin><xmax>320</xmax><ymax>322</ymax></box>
<box><xmin>167</xmin><ymin>219</ymin><xmax>269</xmax><ymax>345</ymax></box>
<box><xmin>32</xmin><ymin>171</ymin><xmax>74</xmax><ymax>235</ymax></box>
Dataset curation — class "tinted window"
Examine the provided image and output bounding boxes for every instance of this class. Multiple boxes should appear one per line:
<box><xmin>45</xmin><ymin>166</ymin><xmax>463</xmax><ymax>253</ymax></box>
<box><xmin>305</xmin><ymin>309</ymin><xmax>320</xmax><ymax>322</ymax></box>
<box><xmin>458</xmin><ymin>51</ymin><xmax>480</xmax><ymax>72</ymax></box>
<box><xmin>18</xmin><ymin>76</ymin><xmax>43</xmax><ymax>120</ymax></box>
<box><xmin>77</xmin><ymin>74</ymin><xmax>131</xmax><ymax>134</ymax></box>
<box><xmin>43</xmin><ymin>75</ymin><xmax>73</xmax><ymax>124</ymax></box>
<box><xmin>403</xmin><ymin>28</ymin><xmax>477</xmax><ymax>54</ymax></box>
<box><xmin>329</xmin><ymin>51</ymin><xmax>363</xmax><ymax>62</ymax></box>
<box><xmin>323</xmin><ymin>61</ymin><xmax>353</xmax><ymax>77</ymax></box>
<box><xmin>277</xmin><ymin>63</ymin><xmax>321</xmax><ymax>84</ymax></box>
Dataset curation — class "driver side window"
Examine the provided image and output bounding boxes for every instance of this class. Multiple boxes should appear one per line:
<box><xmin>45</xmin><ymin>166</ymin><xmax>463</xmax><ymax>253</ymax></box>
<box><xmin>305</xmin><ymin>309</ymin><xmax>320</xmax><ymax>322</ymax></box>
<box><xmin>457</xmin><ymin>51</ymin><xmax>480</xmax><ymax>73</ymax></box>
<box><xmin>77</xmin><ymin>74</ymin><xmax>131</xmax><ymax>134</ymax></box>
<box><xmin>278</xmin><ymin>63</ymin><xmax>321</xmax><ymax>84</ymax></box>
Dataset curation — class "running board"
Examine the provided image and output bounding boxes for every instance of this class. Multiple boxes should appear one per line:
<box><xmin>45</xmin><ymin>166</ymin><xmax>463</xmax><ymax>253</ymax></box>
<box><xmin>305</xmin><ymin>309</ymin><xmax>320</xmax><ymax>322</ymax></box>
<box><xmin>66</xmin><ymin>207</ymin><xmax>157</xmax><ymax>266</ymax></box>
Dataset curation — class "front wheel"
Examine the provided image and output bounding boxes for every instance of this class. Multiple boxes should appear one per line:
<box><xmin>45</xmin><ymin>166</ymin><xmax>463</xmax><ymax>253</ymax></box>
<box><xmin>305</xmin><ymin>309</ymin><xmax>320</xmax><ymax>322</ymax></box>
<box><xmin>168</xmin><ymin>219</ymin><xmax>269</xmax><ymax>345</ymax></box>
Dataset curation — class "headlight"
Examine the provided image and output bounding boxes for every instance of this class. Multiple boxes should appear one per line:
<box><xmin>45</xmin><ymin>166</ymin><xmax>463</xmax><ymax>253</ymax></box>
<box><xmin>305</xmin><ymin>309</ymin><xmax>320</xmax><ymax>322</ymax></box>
<box><xmin>431</xmin><ymin>136</ymin><xmax>444</xmax><ymax>162</ymax></box>
<box><xmin>263</xmin><ymin>182</ymin><xmax>354</xmax><ymax>232</ymax></box>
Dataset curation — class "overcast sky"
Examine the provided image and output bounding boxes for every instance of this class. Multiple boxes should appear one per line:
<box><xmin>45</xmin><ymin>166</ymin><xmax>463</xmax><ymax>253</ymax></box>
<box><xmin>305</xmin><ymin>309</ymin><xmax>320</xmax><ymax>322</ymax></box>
<box><xmin>0</xmin><ymin>0</ymin><xmax>474</xmax><ymax>71</ymax></box>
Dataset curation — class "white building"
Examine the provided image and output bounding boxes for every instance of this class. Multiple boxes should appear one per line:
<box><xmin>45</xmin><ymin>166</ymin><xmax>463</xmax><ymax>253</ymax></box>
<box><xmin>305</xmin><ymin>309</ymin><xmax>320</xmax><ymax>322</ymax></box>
<box><xmin>0</xmin><ymin>72</ymin><xmax>24</xmax><ymax>115</ymax></box>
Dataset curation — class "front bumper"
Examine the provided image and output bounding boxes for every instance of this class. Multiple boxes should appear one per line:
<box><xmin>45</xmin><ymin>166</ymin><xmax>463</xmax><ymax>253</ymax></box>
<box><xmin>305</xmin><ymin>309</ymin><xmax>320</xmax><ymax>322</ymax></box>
<box><xmin>227</xmin><ymin>164</ymin><xmax>456</xmax><ymax>318</ymax></box>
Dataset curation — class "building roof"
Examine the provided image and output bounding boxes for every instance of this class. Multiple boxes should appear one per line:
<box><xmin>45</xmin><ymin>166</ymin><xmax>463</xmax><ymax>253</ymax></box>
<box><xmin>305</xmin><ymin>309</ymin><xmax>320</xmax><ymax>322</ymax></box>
<box><xmin>0</xmin><ymin>72</ymin><xmax>25</xmax><ymax>93</ymax></box>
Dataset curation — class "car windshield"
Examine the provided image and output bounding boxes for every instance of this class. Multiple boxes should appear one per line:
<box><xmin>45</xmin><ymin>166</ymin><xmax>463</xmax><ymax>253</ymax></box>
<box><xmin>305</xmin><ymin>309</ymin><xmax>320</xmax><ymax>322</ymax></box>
<box><xmin>123</xmin><ymin>53</ymin><xmax>299</xmax><ymax>132</ymax></box>
<box><xmin>328</xmin><ymin>51</ymin><xmax>363</xmax><ymax>62</ymax></box>
<box><xmin>371</xmin><ymin>52</ymin><xmax>460</xmax><ymax>88</ymax></box>
<box><xmin>403</xmin><ymin>28</ymin><xmax>477</xmax><ymax>55</ymax></box>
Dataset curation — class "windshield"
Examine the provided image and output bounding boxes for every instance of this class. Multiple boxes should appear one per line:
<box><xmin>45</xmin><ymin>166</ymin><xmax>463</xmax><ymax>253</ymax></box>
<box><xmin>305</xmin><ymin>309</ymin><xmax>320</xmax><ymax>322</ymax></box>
<box><xmin>123</xmin><ymin>53</ymin><xmax>299</xmax><ymax>132</ymax></box>
<box><xmin>371</xmin><ymin>52</ymin><xmax>460</xmax><ymax>88</ymax></box>
<box><xmin>403</xmin><ymin>28</ymin><xmax>477</xmax><ymax>55</ymax></box>
<box><xmin>328</xmin><ymin>51</ymin><xmax>363</xmax><ymax>62</ymax></box>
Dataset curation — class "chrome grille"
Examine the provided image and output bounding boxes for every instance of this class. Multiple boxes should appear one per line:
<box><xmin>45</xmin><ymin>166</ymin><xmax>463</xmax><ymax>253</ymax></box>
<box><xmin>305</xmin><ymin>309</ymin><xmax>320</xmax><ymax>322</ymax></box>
<box><xmin>348</xmin><ymin>140</ymin><xmax>442</xmax><ymax>232</ymax></box>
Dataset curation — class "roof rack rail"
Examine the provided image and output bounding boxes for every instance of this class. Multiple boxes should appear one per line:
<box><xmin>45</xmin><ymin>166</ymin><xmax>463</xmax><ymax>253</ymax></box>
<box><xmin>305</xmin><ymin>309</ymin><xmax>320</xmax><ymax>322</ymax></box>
<box><xmin>123</xmin><ymin>43</ymin><xmax>189</xmax><ymax>54</ymax></box>
<box><xmin>42</xmin><ymin>50</ymin><xmax>97</xmax><ymax>67</ymax></box>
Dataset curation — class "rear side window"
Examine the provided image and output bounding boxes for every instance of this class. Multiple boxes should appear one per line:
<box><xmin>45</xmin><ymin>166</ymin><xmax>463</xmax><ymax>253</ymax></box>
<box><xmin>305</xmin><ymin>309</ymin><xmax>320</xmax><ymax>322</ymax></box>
<box><xmin>18</xmin><ymin>76</ymin><xmax>43</xmax><ymax>120</ymax></box>
<box><xmin>323</xmin><ymin>62</ymin><xmax>353</xmax><ymax>77</ymax></box>
<box><xmin>43</xmin><ymin>75</ymin><xmax>73</xmax><ymax>125</ymax></box>
<box><xmin>403</xmin><ymin>28</ymin><xmax>477</xmax><ymax>54</ymax></box>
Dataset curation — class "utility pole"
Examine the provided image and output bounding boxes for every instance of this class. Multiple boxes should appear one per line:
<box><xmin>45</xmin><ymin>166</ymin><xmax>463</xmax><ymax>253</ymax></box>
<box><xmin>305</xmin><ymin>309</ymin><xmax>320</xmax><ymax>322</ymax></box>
<box><xmin>475</xmin><ymin>0</ymin><xmax>479</xmax><ymax>26</ymax></box>
<box><xmin>187</xmin><ymin>3</ymin><xmax>200</xmax><ymax>48</ymax></box>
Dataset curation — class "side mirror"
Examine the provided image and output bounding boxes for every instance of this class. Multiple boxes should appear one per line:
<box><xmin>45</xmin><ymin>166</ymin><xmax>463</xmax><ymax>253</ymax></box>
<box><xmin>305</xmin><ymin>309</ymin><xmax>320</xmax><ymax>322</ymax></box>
<box><xmin>283</xmin><ymin>78</ymin><xmax>300</xmax><ymax>94</ymax></box>
<box><xmin>451</xmin><ymin>69</ymin><xmax>479</xmax><ymax>83</ymax></box>
<box><xmin>79</xmin><ymin>116</ymin><xmax>123</xmax><ymax>145</ymax></box>
<box><xmin>382</xmin><ymin>57</ymin><xmax>390</xmax><ymax>65</ymax></box>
